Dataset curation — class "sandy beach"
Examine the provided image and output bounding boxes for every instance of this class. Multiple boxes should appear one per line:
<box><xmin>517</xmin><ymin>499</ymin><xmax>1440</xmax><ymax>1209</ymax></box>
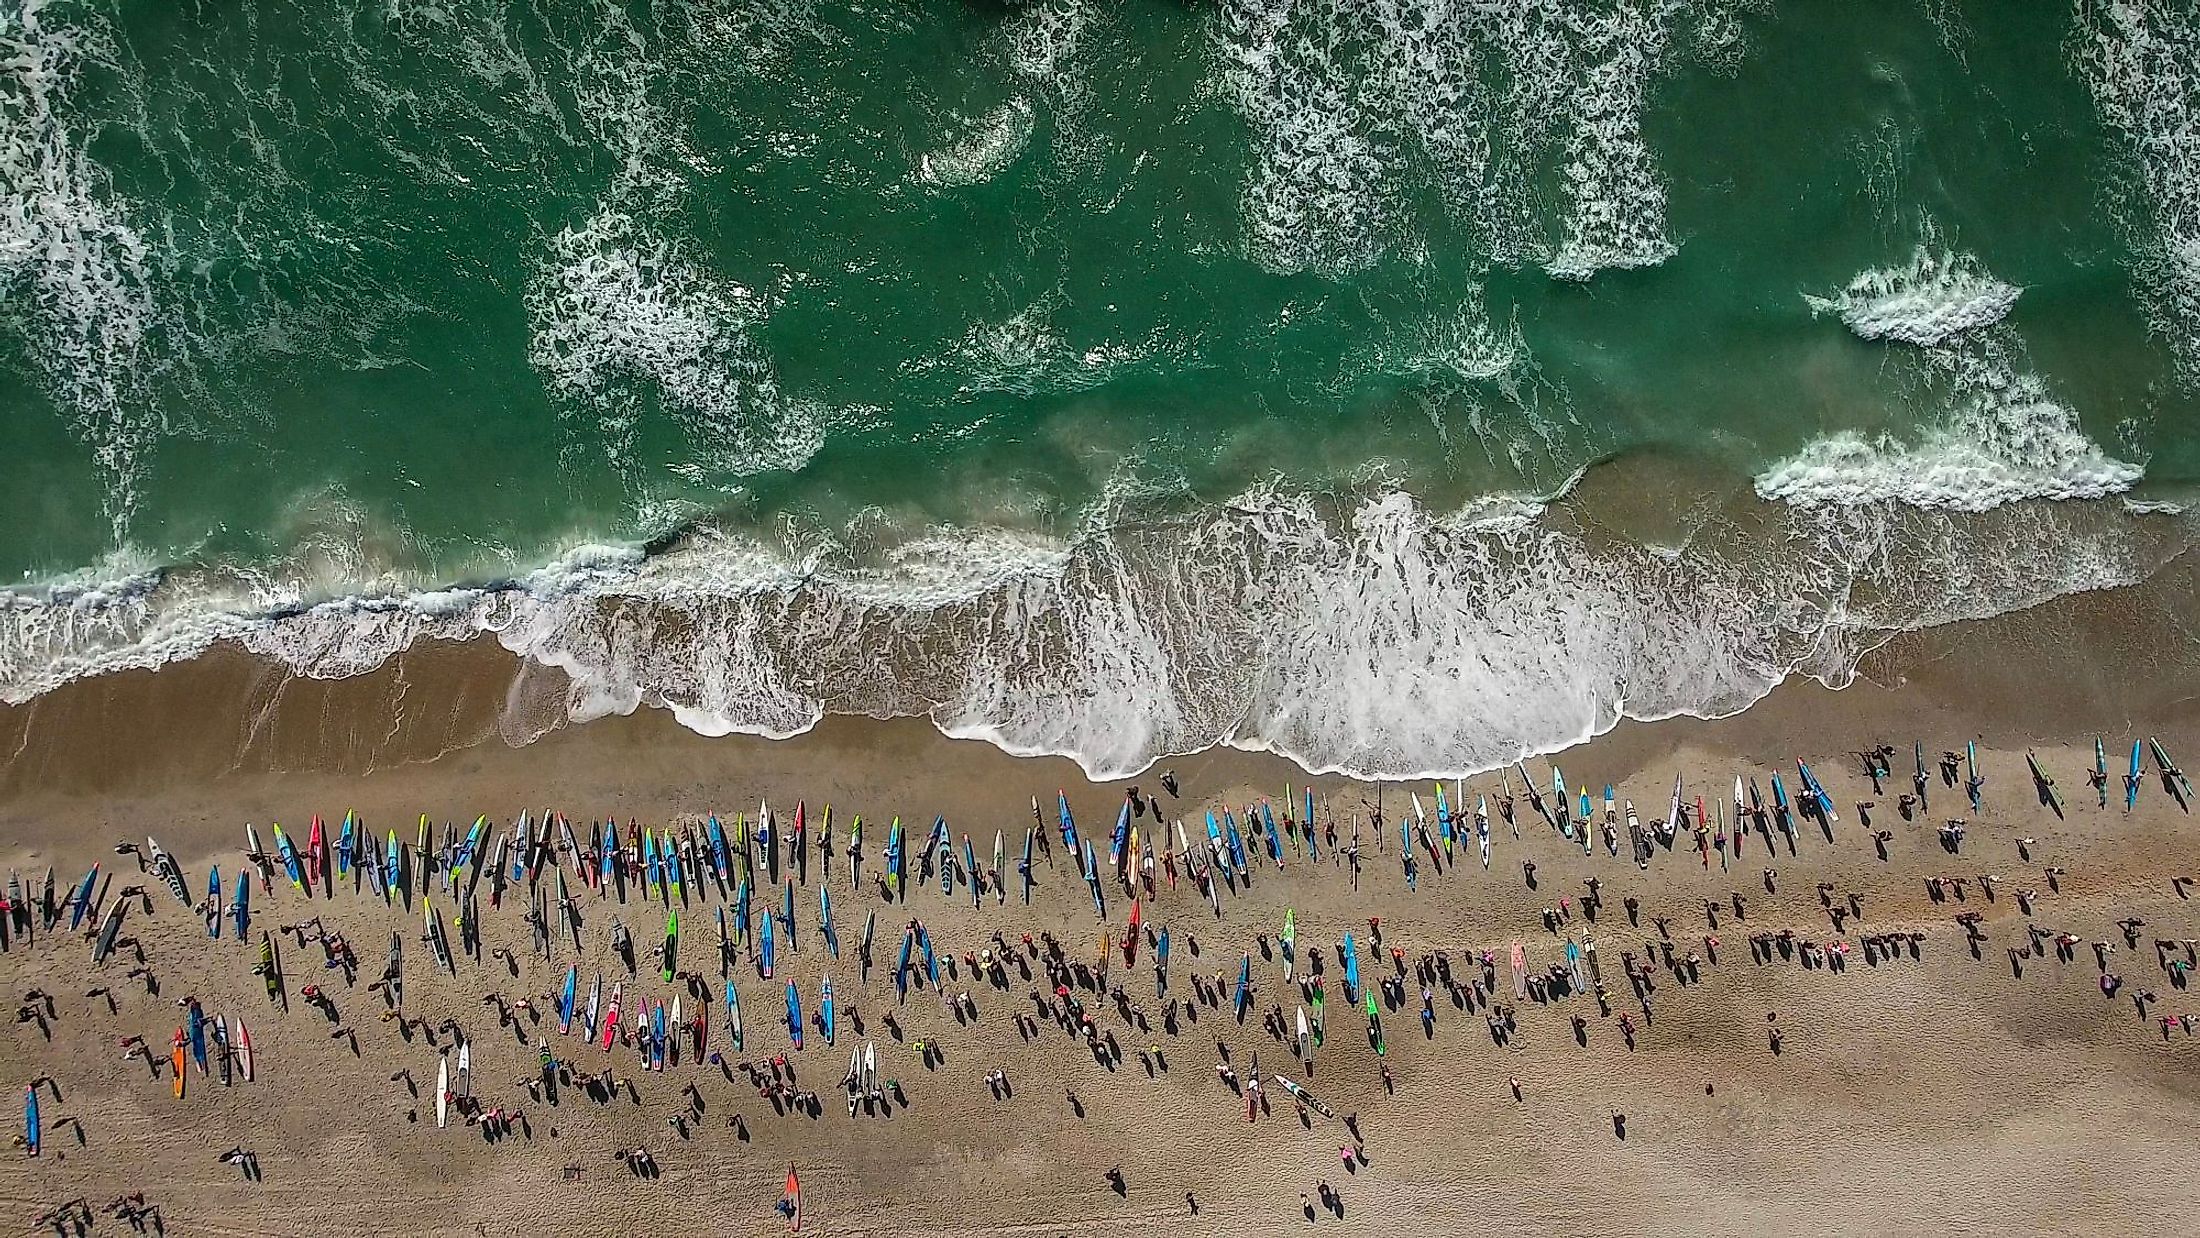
<box><xmin>5</xmin><ymin>562</ymin><xmax>2200</xmax><ymax>1238</ymax></box>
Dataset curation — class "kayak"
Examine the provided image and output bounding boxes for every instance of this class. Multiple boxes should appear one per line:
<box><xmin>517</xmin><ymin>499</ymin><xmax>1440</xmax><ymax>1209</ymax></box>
<box><xmin>212</xmin><ymin>1016</ymin><xmax>230</xmax><ymax>1086</ymax></box>
<box><xmin>600</xmin><ymin>982</ymin><xmax>622</xmax><ymax>1051</ymax></box>
<box><xmin>2096</xmin><ymin>737</ymin><xmax>2109</xmax><ymax>808</ymax></box>
<box><xmin>884</xmin><ymin>818</ymin><xmax>903</xmax><ymax>897</ymax></box>
<box><xmin>272</xmin><ymin>824</ymin><xmax>304</xmax><ymax>891</ymax></box>
<box><xmin>1797</xmin><ymin>760</ymin><xmax>1835</xmax><ymax>822</ymax></box>
<box><xmin>1275</xmin><ymin>1074</ymin><xmax>1336</xmax><ymax>1120</ymax></box>
<box><xmin>436</xmin><ymin>1056</ymin><xmax>450</xmax><ymax>1128</ymax></box>
<box><xmin>69</xmin><ymin>864</ymin><xmax>98</xmax><ymax>932</ymax></box>
<box><xmin>932</xmin><ymin>818</ymin><xmax>950</xmax><ymax>896</ymax></box>
<box><xmin>2027</xmin><ymin>752</ymin><xmax>2062</xmax><ymax>815</ymax></box>
<box><xmin>231</xmin><ymin>872</ymin><xmax>250</xmax><ymax>941</ymax></box>
<box><xmin>1021</xmin><ymin>828</ymin><xmax>1034</xmax><ymax>905</ymax></box>
<box><xmin>258</xmin><ymin>933</ymin><xmax>278</xmax><ymax>999</ymax></box>
<box><xmin>92</xmin><ymin>896</ymin><xmax>126</xmax><ymax>965</ymax></box>
<box><xmin>663</xmin><ymin>910</ymin><xmax>679</xmax><ymax>983</ymax></box>
<box><xmin>821</xmin><ymin>977</ymin><xmax>836</xmax><ymax>1046</ymax></box>
<box><xmin>761</xmin><ymin>909</ymin><xmax>776</xmax><ymax>979</ymax></box>
<box><xmin>2152</xmin><ymin>737</ymin><xmax>2194</xmax><ymax>800</ymax></box>
<box><xmin>1084</xmin><ymin>842</ymin><xmax>1104</xmax><ymax>918</ymax></box>
<box><xmin>667</xmin><ymin>829</ymin><xmax>686</xmax><ymax>902</ymax></box>
<box><xmin>2131</xmin><ymin>739</ymin><xmax>2145</xmax><ymax>811</ymax></box>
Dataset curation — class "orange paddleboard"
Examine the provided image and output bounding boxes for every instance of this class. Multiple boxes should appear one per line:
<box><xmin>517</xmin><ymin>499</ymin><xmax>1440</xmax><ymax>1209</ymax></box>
<box><xmin>172</xmin><ymin>1039</ymin><xmax>186</xmax><ymax>1099</ymax></box>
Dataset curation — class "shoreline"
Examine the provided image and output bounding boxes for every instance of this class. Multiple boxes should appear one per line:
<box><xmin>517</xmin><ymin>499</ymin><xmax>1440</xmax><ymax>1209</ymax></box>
<box><xmin>5</xmin><ymin>454</ymin><xmax>2192</xmax><ymax>784</ymax></box>
<box><xmin>5</xmin><ymin>530</ymin><xmax>2199</xmax><ymax>812</ymax></box>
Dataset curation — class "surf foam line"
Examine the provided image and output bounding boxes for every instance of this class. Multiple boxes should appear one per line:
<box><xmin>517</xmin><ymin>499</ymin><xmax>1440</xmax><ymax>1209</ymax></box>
<box><xmin>2075</xmin><ymin>0</ymin><xmax>2200</xmax><ymax>384</ymax></box>
<box><xmin>3</xmin><ymin>476</ymin><xmax>2190</xmax><ymax>782</ymax></box>
<box><xmin>0</xmin><ymin>0</ymin><xmax>171</xmax><ymax>536</ymax></box>
<box><xmin>1212</xmin><ymin>0</ymin><xmax>1717</xmax><ymax>279</ymax></box>
<box><xmin>1761</xmin><ymin>245</ymin><xmax>2143</xmax><ymax>511</ymax></box>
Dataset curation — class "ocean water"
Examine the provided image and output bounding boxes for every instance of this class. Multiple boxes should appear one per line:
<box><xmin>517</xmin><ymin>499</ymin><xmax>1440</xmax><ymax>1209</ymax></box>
<box><xmin>2</xmin><ymin>0</ymin><xmax>2197</xmax><ymax>777</ymax></box>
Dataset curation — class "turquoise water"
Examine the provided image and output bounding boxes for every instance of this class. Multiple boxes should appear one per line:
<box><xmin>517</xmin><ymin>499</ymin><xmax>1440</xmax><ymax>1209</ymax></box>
<box><xmin>2</xmin><ymin>0</ymin><xmax>2197</xmax><ymax>775</ymax></box>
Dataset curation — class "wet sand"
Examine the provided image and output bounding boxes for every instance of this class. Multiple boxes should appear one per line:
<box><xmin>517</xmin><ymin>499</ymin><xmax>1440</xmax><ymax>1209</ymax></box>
<box><xmin>4</xmin><ymin>562</ymin><xmax>2200</xmax><ymax>1235</ymax></box>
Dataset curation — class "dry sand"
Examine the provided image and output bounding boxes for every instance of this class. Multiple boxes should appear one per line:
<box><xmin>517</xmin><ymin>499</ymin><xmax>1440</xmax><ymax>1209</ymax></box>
<box><xmin>4</xmin><ymin>574</ymin><xmax>2200</xmax><ymax>1236</ymax></box>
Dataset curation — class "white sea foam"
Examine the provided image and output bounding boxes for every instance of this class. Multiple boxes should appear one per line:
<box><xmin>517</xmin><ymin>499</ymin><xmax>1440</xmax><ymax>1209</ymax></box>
<box><xmin>1211</xmin><ymin>0</ymin><xmax>1711</xmax><ymax>279</ymax></box>
<box><xmin>1004</xmin><ymin>0</ymin><xmax>1095</xmax><ymax>83</ymax></box>
<box><xmin>2075</xmin><ymin>0</ymin><xmax>2200</xmax><ymax>382</ymax></box>
<box><xmin>1804</xmin><ymin>247</ymin><xmax>2020</xmax><ymax>346</ymax></box>
<box><xmin>1755</xmin><ymin>426</ymin><xmax>2142</xmax><ymax>512</ymax></box>
<box><xmin>527</xmin><ymin>207</ymin><xmax>821</xmax><ymax>480</ymax></box>
<box><xmin>1764</xmin><ymin>249</ymin><xmax>2141</xmax><ymax>511</ymax></box>
<box><xmin>3</xmin><ymin>473</ymin><xmax>2187</xmax><ymax>781</ymax></box>
<box><xmin>0</xmin><ymin>0</ymin><xmax>168</xmax><ymax>534</ymax></box>
<box><xmin>916</xmin><ymin>99</ymin><xmax>1037</xmax><ymax>189</ymax></box>
<box><xmin>912</xmin><ymin>296</ymin><xmax>1163</xmax><ymax>399</ymax></box>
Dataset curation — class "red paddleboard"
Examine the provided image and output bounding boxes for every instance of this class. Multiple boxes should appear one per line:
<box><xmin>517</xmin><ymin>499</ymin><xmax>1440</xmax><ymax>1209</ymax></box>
<box><xmin>785</xmin><ymin>1166</ymin><xmax>802</xmax><ymax>1232</ymax></box>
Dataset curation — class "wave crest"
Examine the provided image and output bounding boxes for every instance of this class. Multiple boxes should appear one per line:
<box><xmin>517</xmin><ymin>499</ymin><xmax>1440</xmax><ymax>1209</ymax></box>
<box><xmin>1763</xmin><ymin>247</ymin><xmax>2140</xmax><ymax>511</ymax></box>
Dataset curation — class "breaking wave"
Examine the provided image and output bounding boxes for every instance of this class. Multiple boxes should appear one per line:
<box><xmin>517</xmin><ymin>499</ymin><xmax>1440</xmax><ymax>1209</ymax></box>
<box><xmin>2</xmin><ymin>472</ymin><xmax>2187</xmax><ymax>781</ymax></box>
<box><xmin>1760</xmin><ymin>246</ymin><xmax>2141</xmax><ymax>511</ymax></box>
